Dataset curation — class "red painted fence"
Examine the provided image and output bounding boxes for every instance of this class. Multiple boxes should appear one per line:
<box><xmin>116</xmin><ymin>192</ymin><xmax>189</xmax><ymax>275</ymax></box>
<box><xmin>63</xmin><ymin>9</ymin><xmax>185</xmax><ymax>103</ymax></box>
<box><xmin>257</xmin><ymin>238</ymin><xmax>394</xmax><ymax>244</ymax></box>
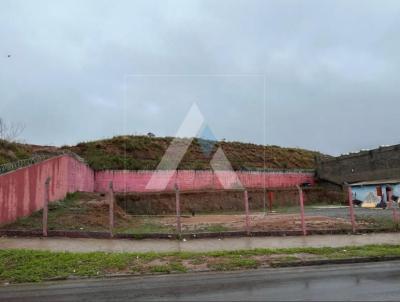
<box><xmin>0</xmin><ymin>154</ymin><xmax>314</xmax><ymax>224</ymax></box>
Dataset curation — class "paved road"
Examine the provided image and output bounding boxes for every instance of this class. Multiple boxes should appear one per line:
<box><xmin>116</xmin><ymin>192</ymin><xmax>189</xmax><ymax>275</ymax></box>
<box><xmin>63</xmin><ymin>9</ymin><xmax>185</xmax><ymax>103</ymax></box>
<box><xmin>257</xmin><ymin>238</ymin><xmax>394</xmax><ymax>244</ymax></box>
<box><xmin>2</xmin><ymin>261</ymin><xmax>400</xmax><ymax>301</ymax></box>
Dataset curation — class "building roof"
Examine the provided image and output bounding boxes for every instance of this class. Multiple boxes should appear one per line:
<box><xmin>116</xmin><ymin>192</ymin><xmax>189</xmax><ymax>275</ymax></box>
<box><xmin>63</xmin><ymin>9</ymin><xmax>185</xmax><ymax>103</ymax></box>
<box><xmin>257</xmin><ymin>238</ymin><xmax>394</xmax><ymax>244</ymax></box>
<box><xmin>350</xmin><ymin>179</ymin><xmax>400</xmax><ymax>186</ymax></box>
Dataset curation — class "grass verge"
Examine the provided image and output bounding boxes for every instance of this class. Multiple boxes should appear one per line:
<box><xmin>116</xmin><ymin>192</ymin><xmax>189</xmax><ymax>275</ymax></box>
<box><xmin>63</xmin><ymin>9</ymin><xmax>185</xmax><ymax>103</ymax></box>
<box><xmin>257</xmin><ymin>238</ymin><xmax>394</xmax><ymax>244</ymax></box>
<box><xmin>2</xmin><ymin>244</ymin><xmax>400</xmax><ymax>284</ymax></box>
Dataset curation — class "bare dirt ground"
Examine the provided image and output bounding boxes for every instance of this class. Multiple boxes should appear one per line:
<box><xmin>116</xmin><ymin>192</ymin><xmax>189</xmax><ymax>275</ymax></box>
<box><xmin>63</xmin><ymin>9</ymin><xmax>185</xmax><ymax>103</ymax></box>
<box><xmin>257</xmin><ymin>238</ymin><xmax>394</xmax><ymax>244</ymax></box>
<box><xmin>158</xmin><ymin>213</ymin><xmax>353</xmax><ymax>233</ymax></box>
<box><xmin>2</xmin><ymin>192</ymin><xmax>390</xmax><ymax>234</ymax></box>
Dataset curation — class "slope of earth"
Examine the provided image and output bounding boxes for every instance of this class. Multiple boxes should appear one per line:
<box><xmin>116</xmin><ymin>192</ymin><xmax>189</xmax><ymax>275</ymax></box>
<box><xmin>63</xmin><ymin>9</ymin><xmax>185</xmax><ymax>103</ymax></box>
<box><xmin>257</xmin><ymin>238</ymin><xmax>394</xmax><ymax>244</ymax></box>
<box><xmin>0</xmin><ymin>136</ymin><xmax>328</xmax><ymax>171</ymax></box>
<box><xmin>63</xmin><ymin>135</ymin><xmax>325</xmax><ymax>171</ymax></box>
<box><xmin>0</xmin><ymin>192</ymin><xmax>172</xmax><ymax>234</ymax></box>
<box><xmin>0</xmin><ymin>139</ymin><xmax>59</xmax><ymax>165</ymax></box>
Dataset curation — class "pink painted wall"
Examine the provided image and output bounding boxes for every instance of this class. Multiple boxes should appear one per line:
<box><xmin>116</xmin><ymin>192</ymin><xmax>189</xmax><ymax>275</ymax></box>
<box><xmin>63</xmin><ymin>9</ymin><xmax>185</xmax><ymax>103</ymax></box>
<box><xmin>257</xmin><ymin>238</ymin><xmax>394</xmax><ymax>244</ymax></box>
<box><xmin>0</xmin><ymin>154</ymin><xmax>314</xmax><ymax>225</ymax></box>
<box><xmin>0</xmin><ymin>156</ymin><xmax>94</xmax><ymax>225</ymax></box>
<box><xmin>94</xmin><ymin>170</ymin><xmax>315</xmax><ymax>193</ymax></box>
<box><xmin>67</xmin><ymin>157</ymin><xmax>95</xmax><ymax>192</ymax></box>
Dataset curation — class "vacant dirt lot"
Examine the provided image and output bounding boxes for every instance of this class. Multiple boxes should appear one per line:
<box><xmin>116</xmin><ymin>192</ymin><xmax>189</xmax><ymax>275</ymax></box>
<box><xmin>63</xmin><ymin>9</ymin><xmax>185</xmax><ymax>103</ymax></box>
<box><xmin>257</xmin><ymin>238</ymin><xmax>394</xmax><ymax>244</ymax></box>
<box><xmin>158</xmin><ymin>213</ymin><xmax>352</xmax><ymax>233</ymax></box>
<box><xmin>2</xmin><ymin>192</ymin><xmax>394</xmax><ymax>235</ymax></box>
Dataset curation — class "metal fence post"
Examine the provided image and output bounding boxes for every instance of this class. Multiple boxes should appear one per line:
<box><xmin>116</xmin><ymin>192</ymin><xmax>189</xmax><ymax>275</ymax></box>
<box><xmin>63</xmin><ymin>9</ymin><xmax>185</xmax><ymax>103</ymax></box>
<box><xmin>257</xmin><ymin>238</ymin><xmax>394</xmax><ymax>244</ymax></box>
<box><xmin>175</xmin><ymin>184</ymin><xmax>182</xmax><ymax>236</ymax></box>
<box><xmin>388</xmin><ymin>189</ymin><xmax>399</xmax><ymax>226</ymax></box>
<box><xmin>43</xmin><ymin>177</ymin><xmax>51</xmax><ymax>237</ymax></box>
<box><xmin>244</xmin><ymin>189</ymin><xmax>250</xmax><ymax>235</ymax></box>
<box><xmin>268</xmin><ymin>191</ymin><xmax>274</xmax><ymax>212</ymax></box>
<box><xmin>212</xmin><ymin>171</ymin><xmax>216</xmax><ymax>190</ymax></box>
<box><xmin>347</xmin><ymin>186</ymin><xmax>356</xmax><ymax>233</ymax></box>
<box><xmin>109</xmin><ymin>181</ymin><xmax>114</xmax><ymax>238</ymax></box>
<box><xmin>296</xmin><ymin>185</ymin><xmax>307</xmax><ymax>236</ymax></box>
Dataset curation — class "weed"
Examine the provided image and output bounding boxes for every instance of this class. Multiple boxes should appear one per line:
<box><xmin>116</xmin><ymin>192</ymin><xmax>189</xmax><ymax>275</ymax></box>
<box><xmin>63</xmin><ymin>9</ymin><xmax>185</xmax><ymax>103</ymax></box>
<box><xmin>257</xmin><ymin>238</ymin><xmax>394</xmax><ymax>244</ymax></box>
<box><xmin>205</xmin><ymin>224</ymin><xmax>229</xmax><ymax>233</ymax></box>
<box><xmin>150</xmin><ymin>262</ymin><xmax>187</xmax><ymax>273</ymax></box>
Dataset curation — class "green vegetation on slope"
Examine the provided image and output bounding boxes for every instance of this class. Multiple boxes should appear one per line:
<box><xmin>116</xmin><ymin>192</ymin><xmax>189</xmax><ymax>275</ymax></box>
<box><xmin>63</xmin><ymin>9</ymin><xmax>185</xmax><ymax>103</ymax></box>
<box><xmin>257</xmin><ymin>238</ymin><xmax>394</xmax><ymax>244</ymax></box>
<box><xmin>1</xmin><ymin>245</ymin><xmax>400</xmax><ymax>283</ymax></box>
<box><xmin>0</xmin><ymin>140</ymin><xmax>32</xmax><ymax>165</ymax></box>
<box><xmin>64</xmin><ymin>135</ymin><xmax>323</xmax><ymax>170</ymax></box>
<box><xmin>0</xmin><ymin>139</ymin><xmax>60</xmax><ymax>166</ymax></box>
<box><xmin>0</xmin><ymin>135</ymin><xmax>326</xmax><ymax>171</ymax></box>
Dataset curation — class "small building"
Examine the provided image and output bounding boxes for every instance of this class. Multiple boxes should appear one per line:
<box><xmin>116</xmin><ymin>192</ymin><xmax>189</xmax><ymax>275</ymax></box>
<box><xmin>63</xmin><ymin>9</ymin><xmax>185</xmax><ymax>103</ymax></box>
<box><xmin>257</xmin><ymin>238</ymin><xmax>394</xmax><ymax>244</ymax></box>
<box><xmin>350</xmin><ymin>179</ymin><xmax>400</xmax><ymax>207</ymax></box>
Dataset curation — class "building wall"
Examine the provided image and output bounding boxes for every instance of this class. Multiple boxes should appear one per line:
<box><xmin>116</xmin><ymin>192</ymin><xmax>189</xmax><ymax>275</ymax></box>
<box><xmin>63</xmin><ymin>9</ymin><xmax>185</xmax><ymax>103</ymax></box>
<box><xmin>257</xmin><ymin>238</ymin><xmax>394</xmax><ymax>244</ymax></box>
<box><xmin>352</xmin><ymin>183</ymin><xmax>400</xmax><ymax>202</ymax></box>
<box><xmin>317</xmin><ymin>144</ymin><xmax>400</xmax><ymax>184</ymax></box>
<box><xmin>0</xmin><ymin>156</ymin><xmax>94</xmax><ymax>225</ymax></box>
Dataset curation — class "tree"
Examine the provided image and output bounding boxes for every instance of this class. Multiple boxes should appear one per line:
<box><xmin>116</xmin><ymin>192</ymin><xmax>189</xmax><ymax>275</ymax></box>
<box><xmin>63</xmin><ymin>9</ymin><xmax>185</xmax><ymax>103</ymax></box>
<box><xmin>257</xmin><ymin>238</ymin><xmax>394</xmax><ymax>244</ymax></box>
<box><xmin>0</xmin><ymin>118</ymin><xmax>25</xmax><ymax>142</ymax></box>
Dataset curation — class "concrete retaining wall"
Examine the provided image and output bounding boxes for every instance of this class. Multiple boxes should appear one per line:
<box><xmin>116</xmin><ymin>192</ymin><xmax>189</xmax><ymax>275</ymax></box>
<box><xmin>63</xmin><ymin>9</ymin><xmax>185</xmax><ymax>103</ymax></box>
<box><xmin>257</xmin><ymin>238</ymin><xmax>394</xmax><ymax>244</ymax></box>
<box><xmin>0</xmin><ymin>156</ymin><xmax>94</xmax><ymax>225</ymax></box>
<box><xmin>94</xmin><ymin>170</ymin><xmax>315</xmax><ymax>193</ymax></box>
<box><xmin>0</xmin><ymin>155</ymin><xmax>315</xmax><ymax>224</ymax></box>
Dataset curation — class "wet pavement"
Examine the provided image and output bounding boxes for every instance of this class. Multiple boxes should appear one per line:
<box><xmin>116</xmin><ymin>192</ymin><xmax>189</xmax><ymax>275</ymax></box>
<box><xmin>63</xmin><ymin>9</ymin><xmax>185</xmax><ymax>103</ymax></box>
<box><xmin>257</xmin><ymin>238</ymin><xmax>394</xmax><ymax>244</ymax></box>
<box><xmin>2</xmin><ymin>261</ymin><xmax>400</xmax><ymax>301</ymax></box>
<box><xmin>1</xmin><ymin>232</ymin><xmax>400</xmax><ymax>253</ymax></box>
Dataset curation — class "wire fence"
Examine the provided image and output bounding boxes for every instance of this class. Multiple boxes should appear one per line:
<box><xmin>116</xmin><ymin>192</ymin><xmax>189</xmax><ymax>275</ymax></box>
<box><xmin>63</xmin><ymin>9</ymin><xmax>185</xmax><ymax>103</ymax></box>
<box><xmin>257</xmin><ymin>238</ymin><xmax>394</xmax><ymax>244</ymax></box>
<box><xmin>1</xmin><ymin>180</ymin><xmax>400</xmax><ymax>237</ymax></box>
<box><xmin>0</xmin><ymin>154</ymin><xmax>52</xmax><ymax>174</ymax></box>
<box><xmin>0</xmin><ymin>150</ymin><xmax>86</xmax><ymax>175</ymax></box>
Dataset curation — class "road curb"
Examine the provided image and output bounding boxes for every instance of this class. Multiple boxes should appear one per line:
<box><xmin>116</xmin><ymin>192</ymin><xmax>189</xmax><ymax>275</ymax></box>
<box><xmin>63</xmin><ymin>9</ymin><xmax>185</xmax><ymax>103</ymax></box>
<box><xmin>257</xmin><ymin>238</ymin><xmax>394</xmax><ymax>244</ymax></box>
<box><xmin>270</xmin><ymin>255</ymin><xmax>400</xmax><ymax>267</ymax></box>
<box><xmin>37</xmin><ymin>256</ymin><xmax>400</xmax><ymax>283</ymax></box>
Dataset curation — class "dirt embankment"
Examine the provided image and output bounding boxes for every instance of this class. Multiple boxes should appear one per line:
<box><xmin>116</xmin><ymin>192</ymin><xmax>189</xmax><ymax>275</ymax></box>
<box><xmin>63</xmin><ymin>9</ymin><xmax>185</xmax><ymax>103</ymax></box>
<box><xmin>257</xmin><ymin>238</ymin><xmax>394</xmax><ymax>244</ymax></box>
<box><xmin>116</xmin><ymin>187</ymin><xmax>345</xmax><ymax>215</ymax></box>
<box><xmin>66</xmin><ymin>135</ymin><xmax>324</xmax><ymax>170</ymax></box>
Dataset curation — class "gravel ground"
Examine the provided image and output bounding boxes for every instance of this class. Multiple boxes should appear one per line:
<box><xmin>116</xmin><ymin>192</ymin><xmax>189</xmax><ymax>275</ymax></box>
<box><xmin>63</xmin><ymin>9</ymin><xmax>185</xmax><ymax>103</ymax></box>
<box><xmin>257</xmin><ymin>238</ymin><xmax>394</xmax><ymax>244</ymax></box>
<box><xmin>266</xmin><ymin>204</ymin><xmax>398</xmax><ymax>228</ymax></box>
<box><xmin>304</xmin><ymin>206</ymin><xmax>398</xmax><ymax>228</ymax></box>
<box><xmin>306</xmin><ymin>206</ymin><xmax>393</xmax><ymax>219</ymax></box>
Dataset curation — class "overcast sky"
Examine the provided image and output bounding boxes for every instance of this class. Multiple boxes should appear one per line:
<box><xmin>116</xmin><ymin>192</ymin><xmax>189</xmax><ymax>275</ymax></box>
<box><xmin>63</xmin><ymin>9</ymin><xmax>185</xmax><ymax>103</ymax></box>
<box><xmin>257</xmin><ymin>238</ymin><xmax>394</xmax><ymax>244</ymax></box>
<box><xmin>1</xmin><ymin>0</ymin><xmax>400</xmax><ymax>155</ymax></box>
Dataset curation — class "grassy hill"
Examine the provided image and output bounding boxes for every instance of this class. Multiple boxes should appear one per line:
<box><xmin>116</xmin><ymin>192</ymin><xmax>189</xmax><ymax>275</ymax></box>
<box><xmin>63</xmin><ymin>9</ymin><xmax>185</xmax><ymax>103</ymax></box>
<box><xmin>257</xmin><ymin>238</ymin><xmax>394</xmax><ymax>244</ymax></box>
<box><xmin>0</xmin><ymin>139</ymin><xmax>59</xmax><ymax>165</ymax></box>
<box><xmin>0</xmin><ymin>140</ymin><xmax>34</xmax><ymax>165</ymax></box>
<box><xmin>64</xmin><ymin>135</ymin><xmax>323</xmax><ymax>171</ymax></box>
<box><xmin>0</xmin><ymin>136</ymin><xmax>324</xmax><ymax>171</ymax></box>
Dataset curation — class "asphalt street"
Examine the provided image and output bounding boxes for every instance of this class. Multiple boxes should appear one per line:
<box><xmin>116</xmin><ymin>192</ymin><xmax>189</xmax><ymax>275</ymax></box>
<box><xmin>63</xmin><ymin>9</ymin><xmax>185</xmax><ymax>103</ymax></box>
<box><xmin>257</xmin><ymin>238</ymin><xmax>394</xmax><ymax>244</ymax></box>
<box><xmin>1</xmin><ymin>261</ymin><xmax>400</xmax><ymax>301</ymax></box>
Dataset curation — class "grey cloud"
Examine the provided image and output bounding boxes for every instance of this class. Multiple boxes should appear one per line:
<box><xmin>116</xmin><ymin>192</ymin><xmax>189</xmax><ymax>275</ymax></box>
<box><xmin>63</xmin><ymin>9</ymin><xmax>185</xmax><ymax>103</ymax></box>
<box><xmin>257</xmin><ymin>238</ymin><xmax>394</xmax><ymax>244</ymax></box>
<box><xmin>1</xmin><ymin>0</ymin><xmax>400</xmax><ymax>155</ymax></box>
